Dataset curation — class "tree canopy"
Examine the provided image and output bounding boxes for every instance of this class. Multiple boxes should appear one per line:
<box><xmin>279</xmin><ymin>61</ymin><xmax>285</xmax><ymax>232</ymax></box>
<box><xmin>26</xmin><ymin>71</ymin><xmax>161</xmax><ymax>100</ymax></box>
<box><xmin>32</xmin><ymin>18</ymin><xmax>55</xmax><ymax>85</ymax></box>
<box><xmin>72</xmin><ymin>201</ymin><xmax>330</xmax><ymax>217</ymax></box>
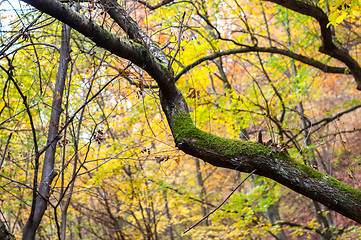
<box><xmin>0</xmin><ymin>0</ymin><xmax>361</xmax><ymax>239</ymax></box>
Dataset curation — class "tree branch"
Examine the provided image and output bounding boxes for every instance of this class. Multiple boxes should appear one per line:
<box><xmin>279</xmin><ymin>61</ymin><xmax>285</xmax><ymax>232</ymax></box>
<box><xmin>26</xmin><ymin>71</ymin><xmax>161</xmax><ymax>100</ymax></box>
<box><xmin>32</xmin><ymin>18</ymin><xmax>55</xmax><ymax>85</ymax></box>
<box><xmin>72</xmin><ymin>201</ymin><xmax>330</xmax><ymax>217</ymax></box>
<box><xmin>174</xmin><ymin>46</ymin><xmax>349</xmax><ymax>81</ymax></box>
<box><xmin>23</xmin><ymin>21</ymin><xmax>71</xmax><ymax>240</ymax></box>
<box><xmin>131</xmin><ymin>0</ymin><xmax>174</xmax><ymax>10</ymax></box>
<box><xmin>168</xmin><ymin>113</ymin><xmax>361</xmax><ymax>224</ymax></box>
<box><xmin>287</xmin><ymin>103</ymin><xmax>361</xmax><ymax>145</ymax></box>
<box><xmin>101</xmin><ymin>0</ymin><xmax>169</xmax><ymax>68</ymax></box>
<box><xmin>21</xmin><ymin>0</ymin><xmax>174</xmax><ymax>95</ymax></box>
<box><xmin>264</xmin><ymin>0</ymin><xmax>361</xmax><ymax>90</ymax></box>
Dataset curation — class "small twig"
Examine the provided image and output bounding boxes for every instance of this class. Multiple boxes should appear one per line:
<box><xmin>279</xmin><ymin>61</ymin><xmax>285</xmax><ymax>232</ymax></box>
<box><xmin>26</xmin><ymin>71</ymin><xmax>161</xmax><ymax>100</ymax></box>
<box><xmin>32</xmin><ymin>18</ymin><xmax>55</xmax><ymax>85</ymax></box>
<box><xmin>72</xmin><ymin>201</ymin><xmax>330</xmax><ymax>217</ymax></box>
<box><xmin>169</xmin><ymin>12</ymin><xmax>185</xmax><ymax>69</ymax></box>
<box><xmin>0</xmin><ymin>103</ymin><xmax>38</xmax><ymax>126</ymax></box>
<box><xmin>133</xmin><ymin>0</ymin><xmax>174</xmax><ymax>10</ymax></box>
<box><xmin>183</xmin><ymin>169</ymin><xmax>257</xmax><ymax>234</ymax></box>
<box><xmin>0</xmin><ymin>121</ymin><xmax>19</xmax><ymax>170</ymax></box>
<box><xmin>0</xmin><ymin>13</ymin><xmax>42</xmax><ymax>58</ymax></box>
<box><xmin>141</xmin><ymin>92</ymin><xmax>157</xmax><ymax>137</ymax></box>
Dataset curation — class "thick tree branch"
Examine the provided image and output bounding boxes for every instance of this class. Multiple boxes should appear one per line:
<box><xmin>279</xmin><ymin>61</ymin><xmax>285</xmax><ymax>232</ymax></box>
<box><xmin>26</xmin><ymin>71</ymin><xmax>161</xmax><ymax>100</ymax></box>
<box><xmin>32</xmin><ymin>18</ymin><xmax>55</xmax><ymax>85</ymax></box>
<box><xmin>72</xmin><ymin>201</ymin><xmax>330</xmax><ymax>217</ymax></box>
<box><xmin>21</xmin><ymin>0</ymin><xmax>176</xmax><ymax>96</ymax></box>
<box><xmin>264</xmin><ymin>0</ymin><xmax>361</xmax><ymax>89</ymax></box>
<box><xmin>101</xmin><ymin>0</ymin><xmax>169</xmax><ymax>68</ymax></box>
<box><xmin>168</xmin><ymin>114</ymin><xmax>361</xmax><ymax>224</ymax></box>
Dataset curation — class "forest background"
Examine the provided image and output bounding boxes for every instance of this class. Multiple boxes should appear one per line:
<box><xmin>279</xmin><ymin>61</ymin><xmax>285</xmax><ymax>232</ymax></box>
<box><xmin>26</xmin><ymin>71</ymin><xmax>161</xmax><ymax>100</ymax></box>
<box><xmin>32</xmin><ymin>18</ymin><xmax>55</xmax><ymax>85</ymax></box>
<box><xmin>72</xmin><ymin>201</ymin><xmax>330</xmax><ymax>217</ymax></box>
<box><xmin>0</xmin><ymin>0</ymin><xmax>361</xmax><ymax>239</ymax></box>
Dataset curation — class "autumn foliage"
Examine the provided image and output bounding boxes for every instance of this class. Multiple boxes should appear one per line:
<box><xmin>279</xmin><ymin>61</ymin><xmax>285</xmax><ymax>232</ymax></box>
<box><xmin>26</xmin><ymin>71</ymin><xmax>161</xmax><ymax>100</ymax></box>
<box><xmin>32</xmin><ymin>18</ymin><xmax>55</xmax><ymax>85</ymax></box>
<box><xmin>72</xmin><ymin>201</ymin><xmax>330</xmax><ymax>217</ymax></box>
<box><xmin>0</xmin><ymin>0</ymin><xmax>361</xmax><ymax>239</ymax></box>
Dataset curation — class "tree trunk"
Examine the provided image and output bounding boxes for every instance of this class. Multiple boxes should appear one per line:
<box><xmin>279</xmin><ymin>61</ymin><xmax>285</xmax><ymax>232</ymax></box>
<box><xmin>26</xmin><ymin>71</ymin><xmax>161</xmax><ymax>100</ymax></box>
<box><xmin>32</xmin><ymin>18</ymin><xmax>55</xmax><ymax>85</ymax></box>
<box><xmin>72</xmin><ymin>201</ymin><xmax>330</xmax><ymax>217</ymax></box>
<box><xmin>298</xmin><ymin>102</ymin><xmax>335</xmax><ymax>239</ymax></box>
<box><xmin>23</xmin><ymin>21</ymin><xmax>71</xmax><ymax>240</ymax></box>
<box><xmin>265</xmin><ymin>203</ymin><xmax>288</xmax><ymax>240</ymax></box>
<box><xmin>194</xmin><ymin>158</ymin><xmax>209</xmax><ymax>226</ymax></box>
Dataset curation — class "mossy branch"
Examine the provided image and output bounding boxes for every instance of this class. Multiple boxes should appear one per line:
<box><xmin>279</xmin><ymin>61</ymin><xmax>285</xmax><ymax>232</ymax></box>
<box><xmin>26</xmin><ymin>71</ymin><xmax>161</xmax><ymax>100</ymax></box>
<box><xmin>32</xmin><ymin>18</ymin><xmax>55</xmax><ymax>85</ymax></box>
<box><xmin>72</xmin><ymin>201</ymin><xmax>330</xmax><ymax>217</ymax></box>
<box><xmin>171</xmin><ymin>112</ymin><xmax>361</xmax><ymax>224</ymax></box>
<box><xmin>172</xmin><ymin>113</ymin><xmax>271</xmax><ymax>157</ymax></box>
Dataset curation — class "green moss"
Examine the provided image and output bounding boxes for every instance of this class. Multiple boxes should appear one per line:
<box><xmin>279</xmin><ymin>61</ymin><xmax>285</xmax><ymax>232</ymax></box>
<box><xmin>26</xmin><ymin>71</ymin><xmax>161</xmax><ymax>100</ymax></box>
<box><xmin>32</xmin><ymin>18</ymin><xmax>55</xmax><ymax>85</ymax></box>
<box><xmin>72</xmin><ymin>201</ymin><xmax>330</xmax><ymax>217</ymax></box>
<box><xmin>172</xmin><ymin>113</ymin><xmax>271</xmax><ymax>157</ymax></box>
<box><xmin>325</xmin><ymin>174</ymin><xmax>361</xmax><ymax>203</ymax></box>
<box><xmin>156</xmin><ymin>60</ymin><xmax>173</xmax><ymax>75</ymax></box>
<box><xmin>173</xmin><ymin>113</ymin><xmax>361</xmax><ymax>202</ymax></box>
<box><xmin>279</xmin><ymin>153</ymin><xmax>361</xmax><ymax>202</ymax></box>
<box><xmin>127</xmin><ymin>39</ymin><xmax>145</xmax><ymax>48</ymax></box>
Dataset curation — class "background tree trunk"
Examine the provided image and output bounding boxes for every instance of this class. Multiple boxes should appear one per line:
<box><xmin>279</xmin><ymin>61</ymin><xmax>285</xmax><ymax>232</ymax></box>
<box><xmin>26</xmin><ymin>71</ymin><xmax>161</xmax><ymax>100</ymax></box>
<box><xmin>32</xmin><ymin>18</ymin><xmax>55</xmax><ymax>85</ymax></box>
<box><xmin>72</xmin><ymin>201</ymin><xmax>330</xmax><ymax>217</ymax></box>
<box><xmin>23</xmin><ymin>21</ymin><xmax>71</xmax><ymax>240</ymax></box>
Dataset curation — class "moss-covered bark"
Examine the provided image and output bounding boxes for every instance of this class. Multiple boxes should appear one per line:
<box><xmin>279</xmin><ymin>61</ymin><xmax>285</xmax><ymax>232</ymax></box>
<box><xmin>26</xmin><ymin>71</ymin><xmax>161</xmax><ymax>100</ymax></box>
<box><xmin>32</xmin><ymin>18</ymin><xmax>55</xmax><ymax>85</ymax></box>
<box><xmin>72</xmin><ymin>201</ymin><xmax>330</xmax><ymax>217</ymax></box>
<box><xmin>170</xmin><ymin>112</ymin><xmax>361</xmax><ymax>224</ymax></box>
<box><xmin>172</xmin><ymin>113</ymin><xmax>271</xmax><ymax>157</ymax></box>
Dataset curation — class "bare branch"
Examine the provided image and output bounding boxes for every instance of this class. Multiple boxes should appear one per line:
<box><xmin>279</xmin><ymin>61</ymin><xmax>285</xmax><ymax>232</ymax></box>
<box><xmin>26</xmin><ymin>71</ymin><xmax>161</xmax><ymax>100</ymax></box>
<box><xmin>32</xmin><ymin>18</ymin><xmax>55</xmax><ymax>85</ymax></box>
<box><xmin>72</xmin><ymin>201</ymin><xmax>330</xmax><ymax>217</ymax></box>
<box><xmin>132</xmin><ymin>0</ymin><xmax>174</xmax><ymax>10</ymax></box>
<box><xmin>175</xmin><ymin>46</ymin><xmax>349</xmax><ymax>81</ymax></box>
<box><xmin>169</xmin><ymin>12</ymin><xmax>185</xmax><ymax>69</ymax></box>
<box><xmin>287</xmin><ymin>103</ymin><xmax>361</xmax><ymax>145</ymax></box>
<box><xmin>265</xmin><ymin>0</ymin><xmax>361</xmax><ymax>89</ymax></box>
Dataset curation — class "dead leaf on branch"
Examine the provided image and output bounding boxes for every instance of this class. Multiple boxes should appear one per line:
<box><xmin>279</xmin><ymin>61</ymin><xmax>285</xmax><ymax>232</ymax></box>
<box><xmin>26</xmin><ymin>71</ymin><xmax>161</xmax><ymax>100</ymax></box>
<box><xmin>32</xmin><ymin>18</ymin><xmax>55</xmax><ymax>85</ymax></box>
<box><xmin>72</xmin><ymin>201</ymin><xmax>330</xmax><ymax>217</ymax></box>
<box><xmin>257</xmin><ymin>131</ymin><xmax>293</xmax><ymax>155</ymax></box>
<box><xmin>94</xmin><ymin>129</ymin><xmax>105</xmax><ymax>144</ymax></box>
<box><xmin>187</xmin><ymin>87</ymin><xmax>200</xmax><ymax>99</ymax></box>
<box><xmin>58</xmin><ymin>138</ymin><xmax>70</xmax><ymax>147</ymax></box>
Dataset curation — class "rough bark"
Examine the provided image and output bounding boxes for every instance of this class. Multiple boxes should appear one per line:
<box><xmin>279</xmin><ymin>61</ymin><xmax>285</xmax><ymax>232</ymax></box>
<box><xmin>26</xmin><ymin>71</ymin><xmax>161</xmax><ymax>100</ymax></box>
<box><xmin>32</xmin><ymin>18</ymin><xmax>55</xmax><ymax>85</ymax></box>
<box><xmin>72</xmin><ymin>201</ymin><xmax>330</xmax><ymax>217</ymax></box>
<box><xmin>20</xmin><ymin>1</ymin><xmax>361</xmax><ymax>238</ymax></box>
<box><xmin>168</xmin><ymin>113</ymin><xmax>361</xmax><ymax>224</ymax></box>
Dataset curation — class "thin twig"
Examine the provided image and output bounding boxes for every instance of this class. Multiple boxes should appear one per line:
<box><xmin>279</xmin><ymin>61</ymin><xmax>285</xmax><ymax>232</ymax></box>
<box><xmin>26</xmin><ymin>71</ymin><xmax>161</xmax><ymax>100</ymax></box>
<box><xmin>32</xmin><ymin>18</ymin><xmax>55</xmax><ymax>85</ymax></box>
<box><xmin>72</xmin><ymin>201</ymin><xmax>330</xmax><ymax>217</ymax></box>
<box><xmin>169</xmin><ymin>12</ymin><xmax>185</xmax><ymax>70</ymax></box>
<box><xmin>183</xmin><ymin>169</ymin><xmax>257</xmax><ymax>234</ymax></box>
<box><xmin>0</xmin><ymin>13</ymin><xmax>42</xmax><ymax>58</ymax></box>
<box><xmin>0</xmin><ymin>103</ymin><xmax>38</xmax><ymax>126</ymax></box>
<box><xmin>141</xmin><ymin>92</ymin><xmax>157</xmax><ymax>137</ymax></box>
<box><xmin>0</xmin><ymin>121</ymin><xmax>19</xmax><ymax>170</ymax></box>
